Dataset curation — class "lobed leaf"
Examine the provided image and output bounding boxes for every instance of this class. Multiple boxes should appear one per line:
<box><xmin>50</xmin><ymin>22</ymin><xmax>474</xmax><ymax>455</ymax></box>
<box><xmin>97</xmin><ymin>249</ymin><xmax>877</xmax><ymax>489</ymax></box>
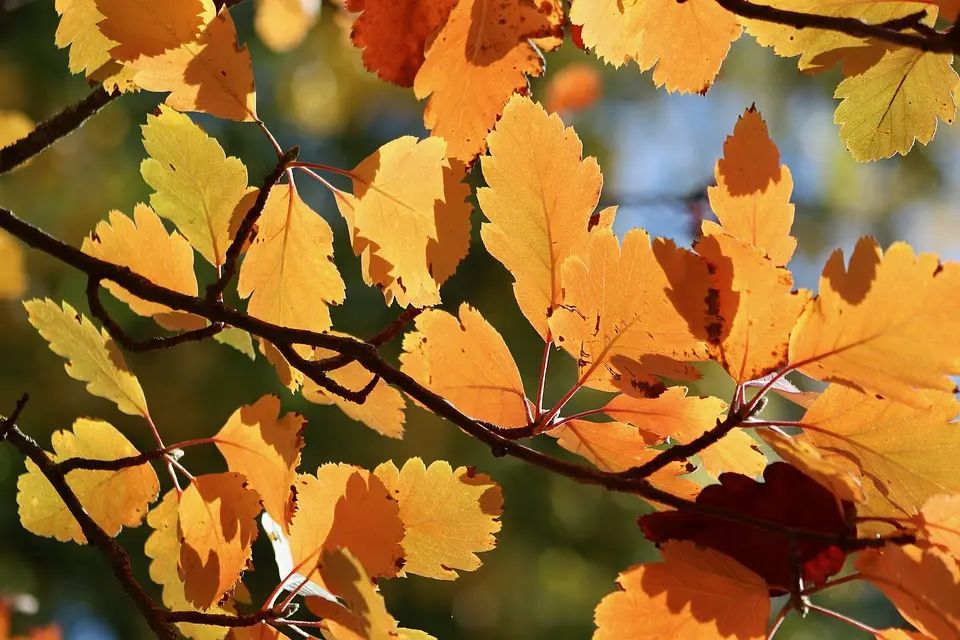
<box><xmin>94</xmin><ymin>0</ymin><xmax>205</xmax><ymax>60</ymax></box>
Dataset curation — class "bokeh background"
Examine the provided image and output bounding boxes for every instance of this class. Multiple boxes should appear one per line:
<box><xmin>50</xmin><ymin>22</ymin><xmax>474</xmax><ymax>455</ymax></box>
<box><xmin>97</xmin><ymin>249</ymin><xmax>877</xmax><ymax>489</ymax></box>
<box><xmin>0</xmin><ymin>1</ymin><xmax>955</xmax><ymax>638</ymax></box>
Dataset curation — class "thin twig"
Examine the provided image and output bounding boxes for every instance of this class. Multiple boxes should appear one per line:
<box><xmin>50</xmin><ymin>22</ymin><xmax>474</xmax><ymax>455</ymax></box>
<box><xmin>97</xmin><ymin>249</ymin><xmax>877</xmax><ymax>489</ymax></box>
<box><xmin>0</xmin><ymin>393</ymin><xmax>28</xmax><ymax>440</ymax></box>
<box><xmin>310</xmin><ymin>307</ymin><xmax>422</xmax><ymax>373</ymax></box>
<box><xmin>56</xmin><ymin>445</ymin><xmax>179</xmax><ymax>474</ymax></box>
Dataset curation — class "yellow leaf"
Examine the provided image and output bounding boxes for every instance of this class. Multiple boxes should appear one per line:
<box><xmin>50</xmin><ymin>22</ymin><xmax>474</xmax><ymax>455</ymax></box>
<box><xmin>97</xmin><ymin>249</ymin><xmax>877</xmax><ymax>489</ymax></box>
<box><xmin>801</xmin><ymin>384</ymin><xmax>960</xmax><ymax>521</ymax></box>
<box><xmin>412</xmin><ymin>0</ymin><xmax>554</xmax><ymax>162</ymax></box>
<box><xmin>312</xmin><ymin>548</ymin><xmax>400</xmax><ymax>640</ymax></box>
<box><xmin>632</xmin><ymin>0</ymin><xmax>741</xmax><ymax>94</ymax></box>
<box><xmin>178</xmin><ymin>473</ymin><xmax>261</xmax><ymax>609</ymax></box>
<box><xmin>54</xmin><ymin>0</ymin><xmax>139</xmax><ymax>90</ymax></box>
<box><xmin>374</xmin><ymin>458</ymin><xmax>502</xmax><ymax>580</ymax></box>
<box><xmin>254</xmin><ymin>0</ymin><xmax>320</xmax><ymax>53</ymax></box>
<box><xmin>145</xmin><ymin>490</ymin><xmax>234</xmax><ymax>640</ymax></box>
<box><xmin>835</xmin><ymin>46</ymin><xmax>956</xmax><ymax>161</ymax></box>
<box><xmin>94</xmin><ymin>0</ymin><xmax>205</xmax><ymax>60</ymax></box>
<box><xmin>698</xmin><ymin>429</ymin><xmax>767</xmax><ymax>479</ymax></box>
<box><xmin>23</xmin><ymin>299</ymin><xmax>149</xmax><ymax>417</ymax></box>
<box><xmin>400</xmin><ymin>304</ymin><xmax>529</xmax><ymax>428</ymax></box>
<box><xmin>549</xmin><ymin>227</ymin><xmax>708</xmax><ymax>392</ymax></box>
<box><xmin>0</xmin><ymin>230</ymin><xmax>27</xmax><ymax>300</ymax></box>
<box><xmin>17</xmin><ymin>419</ymin><xmax>159</xmax><ymax>544</ymax></box>
<box><xmin>568</xmin><ymin>0</ymin><xmax>644</xmax><ymax>66</ymax></box>
<box><xmin>601</xmin><ymin>387</ymin><xmax>727</xmax><ymax>444</ymax></box>
<box><xmin>130</xmin><ymin>7</ymin><xmax>258</xmax><ymax>122</ymax></box>
<box><xmin>214</xmin><ymin>395</ymin><xmax>305</xmax><ymax>534</ymax></box>
<box><xmin>789</xmin><ymin>238</ymin><xmax>960</xmax><ymax>407</ymax></box>
<box><xmin>478</xmin><ymin>95</ymin><xmax>606</xmax><ymax>339</ymax></box>
<box><xmin>594</xmin><ymin>541</ymin><xmax>769</xmax><ymax>640</ymax></box>
<box><xmin>238</xmin><ymin>181</ymin><xmax>344</xmax><ymax>333</ymax></box>
<box><xmin>757</xmin><ymin>429</ymin><xmax>866</xmax><ymax>504</ymax></box>
<box><xmin>140</xmin><ymin>105</ymin><xmax>249</xmax><ymax>266</ymax></box>
<box><xmin>81</xmin><ymin>204</ymin><xmax>203</xmax><ymax>331</ymax></box>
<box><xmin>214</xmin><ymin>327</ymin><xmax>255</xmax><ymax>359</ymax></box>
<box><xmin>707</xmin><ymin>107</ymin><xmax>796</xmax><ymax>266</ymax></box>
<box><xmin>918</xmin><ymin>494</ymin><xmax>960</xmax><ymax>558</ymax></box>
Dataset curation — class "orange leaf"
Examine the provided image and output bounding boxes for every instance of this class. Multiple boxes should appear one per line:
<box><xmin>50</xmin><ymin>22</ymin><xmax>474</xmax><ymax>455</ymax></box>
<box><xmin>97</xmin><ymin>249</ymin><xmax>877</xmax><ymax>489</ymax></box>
<box><xmin>545</xmin><ymin>62</ymin><xmax>602</xmax><ymax>115</ymax></box>
<box><xmin>374</xmin><ymin>458</ymin><xmax>502</xmax><ymax>579</ymax></box>
<box><xmin>412</xmin><ymin>0</ymin><xmax>556</xmax><ymax>162</ymax></box>
<box><xmin>17</xmin><ymin>419</ymin><xmax>159</xmax><ymax>544</ymax></box>
<box><xmin>757</xmin><ymin>429</ymin><xmax>865</xmax><ymax>504</ymax></box>
<box><xmin>214</xmin><ymin>395</ymin><xmax>305</xmax><ymax>534</ymax></box>
<box><xmin>400</xmin><ymin>304</ymin><xmax>529</xmax><ymax>428</ymax></box>
<box><xmin>237</xmin><ymin>182</ymin><xmax>345</xmax><ymax>334</ymax></box>
<box><xmin>286</xmin><ymin>464</ymin><xmax>404</xmax><ymax>588</ymax></box>
<box><xmin>602</xmin><ymin>387</ymin><xmax>727</xmax><ymax>443</ymax></box>
<box><xmin>312</xmin><ymin>548</ymin><xmax>400</xmax><ymax>640</ymax></box>
<box><xmin>593</xmin><ymin>541</ymin><xmax>769</xmax><ymax>640</ymax></box>
<box><xmin>347</xmin><ymin>0</ymin><xmax>458</xmax><ymax>86</ymax></box>
<box><xmin>178</xmin><ymin>473</ymin><xmax>261</xmax><ymax>609</ymax></box>
<box><xmin>130</xmin><ymin>7</ymin><xmax>257</xmax><ymax>122</ymax></box>
<box><xmin>801</xmin><ymin>384</ymin><xmax>960</xmax><ymax>522</ymax></box>
<box><xmin>568</xmin><ymin>0</ymin><xmax>643</xmax><ymax>66</ymax></box>
<box><xmin>549</xmin><ymin>227</ymin><xmax>709</xmax><ymax>392</ymax></box>
<box><xmin>875</xmin><ymin>630</ymin><xmax>935</xmax><ymax>640</ymax></box>
<box><xmin>857</xmin><ymin>543</ymin><xmax>960</xmax><ymax>639</ymax></box>
<box><xmin>707</xmin><ymin>107</ymin><xmax>796</xmax><ymax>266</ymax></box>
<box><xmin>253</xmin><ymin>0</ymin><xmax>320</xmax><ymax>53</ymax></box>
<box><xmin>81</xmin><ymin>204</ymin><xmax>203</xmax><ymax>331</ymax></box>
<box><xmin>789</xmin><ymin>237</ymin><xmax>960</xmax><ymax>407</ymax></box>
<box><xmin>918</xmin><ymin>494</ymin><xmax>960</xmax><ymax>557</ymax></box>
<box><xmin>227</xmin><ymin>624</ymin><xmax>282</xmax><ymax>640</ymax></box>
<box><xmin>95</xmin><ymin>0</ymin><xmax>205</xmax><ymax>60</ymax></box>
<box><xmin>478</xmin><ymin>95</ymin><xmax>607</xmax><ymax>339</ymax></box>
<box><xmin>53</xmin><ymin>0</ymin><xmax>139</xmax><ymax>90</ymax></box>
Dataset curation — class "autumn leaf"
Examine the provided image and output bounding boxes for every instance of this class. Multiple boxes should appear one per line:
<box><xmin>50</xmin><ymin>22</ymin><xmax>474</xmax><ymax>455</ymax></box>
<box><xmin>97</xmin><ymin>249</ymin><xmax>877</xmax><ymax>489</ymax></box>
<box><xmin>214</xmin><ymin>395</ymin><xmax>305</xmax><ymax>534</ymax></box>
<box><xmin>593</xmin><ymin>541</ymin><xmax>769</xmax><ymax>640</ymax></box>
<box><xmin>757</xmin><ymin>429</ymin><xmax>866</xmax><ymax>505</ymax></box>
<box><xmin>254</xmin><ymin>0</ymin><xmax>320</xmax><ymax>53</ymax></box>
<box><xmin>413</xmin><ymin>0</ymin><xmax>556</xmax><ymax>162</ymax></box>
<box><xmin>81</xmin><ymin>204</ymin><xmax>203</xmax><ymax>331</ymax></box>
<box><xmin>568</xmin><ymin>0</ymin><xmax>643</xmax><ymax>66</ymax></box>
<box><xmin>789</xmin><ymin>237</ymin><xmax>960</xmax><ymax>407</ymax></box>
<box><xmin>834</xmin><ymin>47</ymin><xmax>956</xmax><ymax>161</ymax></box>
<box><xmin>53</xmin><ymin>0</ymin><xmax>139</xmax><ymax>90</ymax></box>
<box><xmin>374</xmin><ymin>458</ymin><xmax>502</xmax><ymax>580</ymax></box>
<box><xmin>857</xmin><ymin>543</ymin><xmax>960</xmax><ymax>639</ymax></box>
<box><xmin>478</xmin><ymin>95</ymin><xmax>606</xmax><ymax>339</ymax></box>
<box><xmin>549</xmin><ymin>227</ymin><xmax>708</xmax><ymax>392</ymax></box>
<box><xmin>23</xmin><ymin>299</ymin><xmax>149</xmax><ymax>417</ymax></box>
<box><xmin>311</xmin><ymin>548</ymin><xmax>400</xmax><ymax>640</ymax></box>
<box><xmin>17</xmin><ymin>419</ymin><xmax>159</xmax><ymax>544</ymax></box>
<box><xmin>0</xmin><ymin>231</ymin><xmax>27</xmax><ymax>300</ymax></box>
<box><xmin>178</xmin><ymin>473</ymin><xmax>262</xmax><ymax>609</ymax></box>
<box><xmin>286</xmin><ymin>464</ymin><xmax>404</xmax><ymax>589</ymax></box>
<box><xmin>237</xmin><ymin>181</ymin><xmax>345</xmax><ymax>334</ymax></box>
<box><xmin>545</xmin><ymin>62</ymin><xmax>602</xmax><ymax>115</ymax></box>
<box><xmin>94</xmin><ymin>0</ymin><xmax>205</xmax><ymax>60</ymax></box>
<box><xmin>227</xmin><ymin>625</ymin><xmax>281</xmax><ymax>640</ymax></box>
<box><xmin>347</xmin><ymin>0</ymin><xmax>458</xmax><ymax>86</ymax></box>
<box><xmin>140</xmin><ymin>105</ymin><xmax>249</xmax><ymax>266</ymax></box>
<box><xmin>601</xmin><ymin>387</ymin><xmax>726</xmax><ymax>444</ymax></box>
<box><xmin>875</xmin><ymin>630</ymin><xmax>935</xmax><ymax>640</ymax></box>
<box><xmin>707</xmin><ymin>106</ymin><xmax>796</xmax><ymax>266</ymax></box>
<box><xmin>400</xmin><ymin>304</ymin><xmax>529</xmax><ymax>427</ymax></box>
<box><xmin>130</xmin><ymin>6</ymin><xmax>258</xmax><ymax>122</ymax></box>
<box><xmin>800</xmin><ymin>384</ymin><xmax>960</xmax><ymax>522</ymax></box>
<box><xmin>145</xmin><ymin>490</ymin><xmax>235</xmax><ymax>640</ymax></box>
<box><xmin>917</xmin><ymin>494</ymin><xmax>960</xmax><ymax>558</ymax></box>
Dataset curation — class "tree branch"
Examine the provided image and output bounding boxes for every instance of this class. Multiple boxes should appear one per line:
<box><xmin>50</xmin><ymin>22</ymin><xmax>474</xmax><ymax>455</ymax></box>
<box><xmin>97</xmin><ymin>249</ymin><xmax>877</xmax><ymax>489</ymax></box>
<box><xmin>55</xmin><ymin>444</ymin><xmax>176</xmax><ymax>474</ymax></box>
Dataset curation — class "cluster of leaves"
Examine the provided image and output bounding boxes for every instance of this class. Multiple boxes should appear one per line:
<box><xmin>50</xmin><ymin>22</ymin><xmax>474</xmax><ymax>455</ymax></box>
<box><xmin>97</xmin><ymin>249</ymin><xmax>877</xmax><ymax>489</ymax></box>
<box><xmin>3</xmin><ymin>0</ymin><xmax>960</xmax><ymax>638</ymax></box>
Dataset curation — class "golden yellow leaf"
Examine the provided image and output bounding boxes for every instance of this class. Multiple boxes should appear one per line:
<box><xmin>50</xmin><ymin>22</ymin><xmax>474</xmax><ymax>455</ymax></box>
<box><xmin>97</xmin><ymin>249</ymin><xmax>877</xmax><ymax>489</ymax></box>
<box><xmin>313</xmin><ymin>548</ymin><xmax>400</xmax><ymax>640</ymax></box>
<box><xmin>707</xmin><ymin>107</ymin><xmax>796</xmax><ymax>266</ymax></box>
<box><xmin>478</xmin><ymin>95</ymin><xmax>605</xmax><ymax>339</ymax></box>
<box><xmin>834</xmin><ymin>46</ymin><xmax>956</xmax><ymax>161</ymax></box>
<box><xmin>568</xmin><ymin>0</ymin><xmax>644</xmax><ymax>66</ymax></box>
<box><xmin>178</xmin><ymin>473</ymin><xmax>262</xmax><ymax>609</ymax></box>
<box><xmin>94</xmin><ymin>0</ymin><xmax>205</xmax><ymax>60</ymax></box>
<box><xmin>601</xmin><ymin>387</ymin><xmax>726</xmax><ymax>443</ymax></box>
<box><xmin>23</xmin><ymin>299</ymin><xmax>149</xmax><ymax>417</ymax></box>
<box><xmin>758</xmin><ymin>429</ymin><xmax>866</xmax><ymax>504</ymax></box>
<box><xmin>213</xmin><ymin>327</ymin><xmax>255</xmax><ymax>359</ymax></box>
<box><xmin>801</xmin><ymin>384</ymin><xmax>960</xmax><ymax>520</ymax></box>
<box><xmin>594</xmin><ymin>541</ymin><xmax>769</xmax><ymax>640</ymax></box>
<box><xmin>254</xmin><ymin>0</ymin><xmax>320</xmax><ymax>52</ymax></box>
<box><xmin>53</xmin><ymin>0</ymin><xmax>139</xmax><ymax>90</ymax></box>
<box><xmin>374</xmin><ymin>458</ymin><xmax>502</xmax><ymax>580</ymax></box>
<box><xmin>214</xmin><ymin>395</ymin><xmax>305</xmax><ymax>534</ymax></box>
<box><xmin>918</xmin><ymin>494</ymin><xmax>960</xmax><ymax>557</ymax></box>
<box><xmin>857</xmin><ymin>544</ymin><xmax>960</xmax><ymax>639</ymax></box>
<box><xmin>17</xmin><ymin>419</ymin><xmax>159</xmax><ymax>544</ymax></box>
<box><xmin>81</xmin><ymin>204</ymin><xmax>203</xmax><ymax>331</ymax></box>
<box><xmin>238</xmin><ymin>181</ymin><xmax>345</xmax><ymax>334</ymax></box>
<box><xmin>0</xmin><ymin>231</ymin><xmax>27</xmax><ymax>300</ymax></box>
<box><xmin>145</xmin><ymin>490</ymin><xmax>234</xmax><ymax>640</ymax></box>
<box><xmin>789</xmin><ymin>238</ymin><xmax>960</xmax><ymax>407</ymax></box>
<box><xmin>140</xmin><ymin>105</ymin><xmax>249</xmax><ymax>266</ymax></box>
<box><xmin>400</xmin><ymin>304</ymin><xmax>529</xmax><ymax>428</ymax></box>
<box><xmin>130</xmin><ymin>7</ymin><xmax>258</xmax><ymax>122</ymax></box>
<box><xmin>412</xmin><ymin>0</ymin><xmax>554</xmax><ymax>162</ymax></box>
<box><xmin>549</xmin><ymin>227</ymin><xmax>708</xmax><ymax>392</ymax></box>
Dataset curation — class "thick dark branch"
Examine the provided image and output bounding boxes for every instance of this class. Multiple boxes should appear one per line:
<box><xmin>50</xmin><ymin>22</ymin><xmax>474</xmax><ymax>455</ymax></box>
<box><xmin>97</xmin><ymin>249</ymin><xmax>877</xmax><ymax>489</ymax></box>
<box><xmin>0</xmin><ymin>87</ymin><xmax>121</xmax><ymax>174</ymax></box>
<box><xmin>56</xmin><ymin>444</ymin><xmax>175</xmax><ymax>474</ymax></box>
<box><xmin>206</xmin><ymin>146</ymin><xmax>300</xmax><ymax>301</ymax></box>
<box><xmin>87</xmin><ymin>279</ymin><xmax>224</xmax><ymax>352</ymax></box>
<box><xmin>278</xmin><ymin>342</ymin><xmax>381</xmax><ymax>403</ymax></box>
<box><xmin>165</xmin><ymin>609</ymin><xmax>282</xmax><ymax>627</ymax></box>
<box><xmin>312</xmin><ymin>307</ymin><xmax>423</xmax><ymax>373</ymax></box>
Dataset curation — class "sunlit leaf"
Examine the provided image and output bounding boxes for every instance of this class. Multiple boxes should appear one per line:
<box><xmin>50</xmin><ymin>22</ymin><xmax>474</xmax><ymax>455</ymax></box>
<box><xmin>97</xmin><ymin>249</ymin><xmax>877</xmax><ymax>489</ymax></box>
<box><xmin>94</xmin><ymin>0</ymin><xmax>205</xmax><ymax>60</ymax></box>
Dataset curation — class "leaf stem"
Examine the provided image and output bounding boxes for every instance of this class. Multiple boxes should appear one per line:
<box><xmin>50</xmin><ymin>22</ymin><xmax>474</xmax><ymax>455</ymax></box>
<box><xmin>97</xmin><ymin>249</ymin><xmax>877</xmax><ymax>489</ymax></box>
<box><xmin>766</xmin><ymin>601</ymin><xmax>791</xmax><ymax>640</ymax></box>
<box><xmin>806</xmin><ymin>603</ymin><xmax>880</xmax><ymax>635</ymax></box>
<box><xmin>290</xmin><ymin>161</ymin><xmax>357</xmax><ymax>181</ymax></box>
<box><xmin>534</xmin><ymin>337</ymin><xmax>552</xmax><ymax>421</ymax></box>
<box><xmin>548</xmin><ymin>408</ymin><xmax>608</xmax><ymax>431</ymax></box>
<box><xmin>801</xmin><ymin>572</ymin><xmax>863</xmax><ymax>596</ymax></box>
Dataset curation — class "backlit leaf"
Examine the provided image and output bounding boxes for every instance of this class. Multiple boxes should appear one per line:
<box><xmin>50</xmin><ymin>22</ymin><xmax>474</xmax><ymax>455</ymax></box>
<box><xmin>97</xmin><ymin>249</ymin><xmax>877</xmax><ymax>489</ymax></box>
<box><xmin>313</xmin><ymin>548</ymin><xmax>400</xmax><ymax>640</ymax></box>
<box><xmin>94</xmin><ymin>0</ymin><xmax>205</xmax><ymax>60</ymax></box>
<box><xmin>178</xmin><ymin>473</ymin><xmax>261</xmax><ymax>609</ymax></box>
<box><xmin>478</xmin><ymin>95</ymin><xmax>606</xmax><ymax>339</ymax></box>
<box><xmin>374</xmin><ymin>458</ymin><xmax>502</xmax><ymax>580</ymax></box>
<box><xmin>53</xmin><ymin>0</ymin><xmax>139</xmax><ymax>89</ymax></box>
<box><xmin>254</xmin><ymin>0</ymin><xmax>320</xmax><ymax>53</ymax></box>
<box><xmin>400</xmin><ymin>304</ymin><xmax>529</xmax><ymax>428</ymax></box>
<box><xmin>918</xmin><ymin>494</ymin><xmax>960</xmax><ymax>558</ymax></box>
<box><xmin>214</xmin><ymin>395</ymin><xmax>305</xmax><ymax>534</ymax></box>
<box><xmin>593</xmin><ymin>541</ymin><xmax>768</xmax><ymax>640</ymax></box>
<box><xmin>23</xmin><ymin>299</ymin><xmax>149</xmax><ymax>417</ymax></box>
<box><xmin>17</xmin><ymin>419</ymin><xmax>159</xmax><ymax>544</ymax></box>
<box><xmin>601</xmin><ymin>387</ymin><xmax>726</xmax><ymax>443</ymax></box>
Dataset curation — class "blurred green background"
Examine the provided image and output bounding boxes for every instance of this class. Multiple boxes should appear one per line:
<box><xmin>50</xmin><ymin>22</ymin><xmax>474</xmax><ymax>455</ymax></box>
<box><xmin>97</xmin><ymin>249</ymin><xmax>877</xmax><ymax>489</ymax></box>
<box><xmin>1</xmin><ymin>1</ymin><xmax>953</xmax><ymax>638</ymax></box>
